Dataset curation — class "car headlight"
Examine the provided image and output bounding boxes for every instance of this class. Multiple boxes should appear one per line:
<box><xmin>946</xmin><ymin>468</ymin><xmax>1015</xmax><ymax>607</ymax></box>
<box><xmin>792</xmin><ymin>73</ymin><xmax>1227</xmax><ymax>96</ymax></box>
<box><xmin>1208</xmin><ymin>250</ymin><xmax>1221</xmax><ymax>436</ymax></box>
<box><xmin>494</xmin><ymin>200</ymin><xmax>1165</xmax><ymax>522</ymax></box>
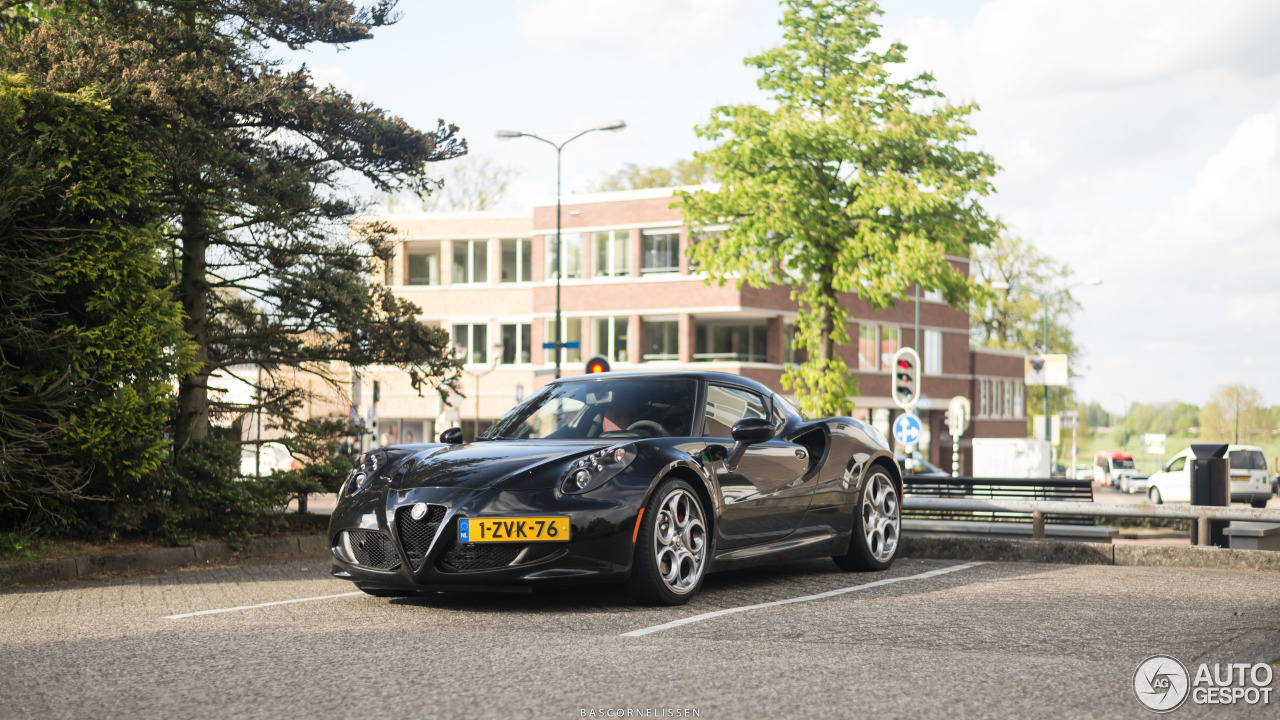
<box><xmin>562</xmin><ymin>444</ymin><xmax>636</xmax><ymax>494</ymax></box>
<box><xmin>342</xmin><ymin>449</ymin><xmax>389</xmax><ymax>497</ymax></box>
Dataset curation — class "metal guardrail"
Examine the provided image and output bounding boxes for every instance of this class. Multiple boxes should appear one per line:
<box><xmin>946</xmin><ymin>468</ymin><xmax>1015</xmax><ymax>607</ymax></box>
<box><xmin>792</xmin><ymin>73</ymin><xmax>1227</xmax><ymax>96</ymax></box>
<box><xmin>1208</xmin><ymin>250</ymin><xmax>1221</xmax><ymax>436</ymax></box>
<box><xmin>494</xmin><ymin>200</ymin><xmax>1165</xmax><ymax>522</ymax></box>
<box><xmin>902</xmin><ymin>497</ymin><xmax>1280</xmax><ymax>546</ymax></box>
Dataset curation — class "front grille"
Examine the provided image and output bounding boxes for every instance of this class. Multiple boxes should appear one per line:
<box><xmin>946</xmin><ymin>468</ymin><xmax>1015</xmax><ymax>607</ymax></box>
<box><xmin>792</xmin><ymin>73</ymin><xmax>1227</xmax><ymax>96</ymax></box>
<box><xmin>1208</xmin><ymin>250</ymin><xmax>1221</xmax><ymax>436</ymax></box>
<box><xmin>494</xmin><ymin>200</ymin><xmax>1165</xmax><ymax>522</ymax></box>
<box><xmin>346</xmin><ymin>530</ymin><xmax>400</xmax><ymax>570</ymax></box>
<box><xmin>395</xmin><ymin>504</ymin><xmax>447</xmax><ymax>571</ymax></box>
<box><xmin>439</xmin><ymin>541</ymin><xmax>524</xmax><ymax>572</ymax></box>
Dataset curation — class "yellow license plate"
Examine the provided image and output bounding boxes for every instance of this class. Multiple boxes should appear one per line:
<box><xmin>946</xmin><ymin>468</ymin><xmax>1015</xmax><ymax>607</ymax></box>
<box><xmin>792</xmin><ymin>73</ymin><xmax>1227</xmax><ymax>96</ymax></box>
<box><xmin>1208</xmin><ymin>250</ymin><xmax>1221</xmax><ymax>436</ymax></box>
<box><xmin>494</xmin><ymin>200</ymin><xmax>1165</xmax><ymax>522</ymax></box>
<box><xmin>458</xmin><ymin>516</ymin><xmax>570</xmax><ymax>543</ymax></box>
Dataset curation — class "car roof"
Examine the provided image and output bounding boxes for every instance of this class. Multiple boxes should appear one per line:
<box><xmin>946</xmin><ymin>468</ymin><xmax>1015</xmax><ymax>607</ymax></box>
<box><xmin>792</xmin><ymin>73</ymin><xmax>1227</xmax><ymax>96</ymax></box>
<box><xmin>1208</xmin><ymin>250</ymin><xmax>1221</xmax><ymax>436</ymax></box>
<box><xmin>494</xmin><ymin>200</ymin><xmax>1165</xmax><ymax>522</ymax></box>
<box><xmin>550</xmin><ymin>370</ymin><xmax>775</xmax><ymax>397</ymax></box>
<box><xmin>1227</xmin><ymin>445</ymin><xmax>1264</xmax><ymax>452</ymax></box>
<box><xmin>1097</xmin><ymin>450</ymin><xmax>1132</xmax><ymax>459</ymax></box>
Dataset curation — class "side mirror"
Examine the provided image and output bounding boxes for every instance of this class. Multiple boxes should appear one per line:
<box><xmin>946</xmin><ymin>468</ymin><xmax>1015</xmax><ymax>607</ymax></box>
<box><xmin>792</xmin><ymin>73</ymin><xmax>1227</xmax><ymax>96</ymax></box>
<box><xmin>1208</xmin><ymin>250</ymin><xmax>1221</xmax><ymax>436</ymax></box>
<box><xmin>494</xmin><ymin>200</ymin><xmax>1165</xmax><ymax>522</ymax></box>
<box><xmin>725</xmin><ymin>417</ymin><xmax>775</xmax><ymax>471</ymax></box>
<box><xmin>439</xmin><ymin>427</ymin><xmax>464</xmax><ymax>445</ymax></box>
<box><xmin>731</xmin><ymin>417</ymin><xmax>775</xmax><ymax>445</ymax></box>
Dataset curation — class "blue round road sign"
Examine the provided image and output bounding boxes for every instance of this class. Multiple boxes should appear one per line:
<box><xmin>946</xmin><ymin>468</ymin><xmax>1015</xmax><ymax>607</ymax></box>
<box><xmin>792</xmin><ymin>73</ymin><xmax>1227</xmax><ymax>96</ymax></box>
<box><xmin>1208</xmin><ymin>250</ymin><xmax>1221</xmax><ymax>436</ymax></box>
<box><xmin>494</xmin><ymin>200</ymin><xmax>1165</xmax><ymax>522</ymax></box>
<box><xmin>892</xmin><ymin>413</ymin><xmax>923</xmax><ymax>446</ymax></box>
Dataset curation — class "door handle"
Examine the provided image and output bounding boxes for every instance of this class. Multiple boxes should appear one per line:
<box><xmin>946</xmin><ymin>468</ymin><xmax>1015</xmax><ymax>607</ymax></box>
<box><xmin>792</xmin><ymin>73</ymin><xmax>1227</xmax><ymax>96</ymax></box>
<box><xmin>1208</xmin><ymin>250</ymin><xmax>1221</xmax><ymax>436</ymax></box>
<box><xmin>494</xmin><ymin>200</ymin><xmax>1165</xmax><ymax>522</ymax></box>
<box><xmin>795</xmin><ymin>449</ymin><xmax>807</xmax><ymax>460</ymax></box>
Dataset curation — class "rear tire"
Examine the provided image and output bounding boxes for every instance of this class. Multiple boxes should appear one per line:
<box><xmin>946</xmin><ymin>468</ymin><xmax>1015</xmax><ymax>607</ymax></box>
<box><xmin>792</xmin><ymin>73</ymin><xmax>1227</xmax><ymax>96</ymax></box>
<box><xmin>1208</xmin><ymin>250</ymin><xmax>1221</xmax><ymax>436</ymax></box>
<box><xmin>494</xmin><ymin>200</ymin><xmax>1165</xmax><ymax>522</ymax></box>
<box><xmin>1148</xmin><ymin>487</ymin><xmax>1162</xmax><ymax>505</ymax></box>
<box><xmin>834</xmin><ymin>468</ymin><xmax>900</xmax><ymax>572</ymax></box>
<box><xmin>626</xmin><ymin>478</ymin><xmax>710</xmax><ymax>606</ymax></box>
<box><xmin>1251</xmin><ymin>499</ymin><xmax>1269</xmax><ymax>509</ymax></box>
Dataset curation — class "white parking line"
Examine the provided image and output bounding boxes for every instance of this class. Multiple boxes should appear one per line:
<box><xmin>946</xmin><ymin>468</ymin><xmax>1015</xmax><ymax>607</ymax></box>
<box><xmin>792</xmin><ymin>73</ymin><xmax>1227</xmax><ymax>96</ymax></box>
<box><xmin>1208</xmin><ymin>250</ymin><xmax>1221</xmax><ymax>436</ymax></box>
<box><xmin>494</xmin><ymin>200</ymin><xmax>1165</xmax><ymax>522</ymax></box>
<box><xmin>620</xmin><ymin>561</ymin><xmax>986</xmax><ymax>637</ymax></box>
<box><xmin>163</xmin><ymin>591</ymin><xmax>364</xmax><ymax>620</ymax></box>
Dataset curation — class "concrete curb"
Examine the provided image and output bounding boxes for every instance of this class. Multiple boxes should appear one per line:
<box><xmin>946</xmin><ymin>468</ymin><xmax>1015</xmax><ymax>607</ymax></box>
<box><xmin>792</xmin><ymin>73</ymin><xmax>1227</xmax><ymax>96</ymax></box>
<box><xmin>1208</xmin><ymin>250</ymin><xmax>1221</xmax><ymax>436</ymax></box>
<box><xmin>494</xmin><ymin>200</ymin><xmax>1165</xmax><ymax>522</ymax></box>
<box><xmin>0</xmin><ymin>534</ymin><xmax>329</xmax><ymax>588</ymax></box>
<box><xmin>903</xmin><ymin>533</ymin><xmax>1280</xmax><ymax>572</ymax></box>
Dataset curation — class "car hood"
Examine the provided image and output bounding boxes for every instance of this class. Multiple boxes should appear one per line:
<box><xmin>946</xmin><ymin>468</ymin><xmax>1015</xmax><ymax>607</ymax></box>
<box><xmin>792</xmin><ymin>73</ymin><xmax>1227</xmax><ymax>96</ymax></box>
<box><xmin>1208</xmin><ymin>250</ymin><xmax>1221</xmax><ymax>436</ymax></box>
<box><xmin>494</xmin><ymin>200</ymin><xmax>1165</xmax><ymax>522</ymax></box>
<box><xmin>393</xmin><ymin>440</ymin><xmax>608</xmax><ymax>491</ymax></box>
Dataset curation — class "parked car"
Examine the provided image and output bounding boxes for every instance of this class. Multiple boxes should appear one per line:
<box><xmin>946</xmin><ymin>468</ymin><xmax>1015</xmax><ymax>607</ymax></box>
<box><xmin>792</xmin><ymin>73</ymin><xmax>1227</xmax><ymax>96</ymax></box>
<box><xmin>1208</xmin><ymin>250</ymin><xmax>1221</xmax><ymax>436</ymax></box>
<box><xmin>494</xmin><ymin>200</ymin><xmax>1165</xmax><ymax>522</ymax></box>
<box><xmin>239</xmin><ymin>441</ymin><xmax>299</xmax><ymax>478</ymax></box>
<box><xmin>327</xmin><ymin>371</ymin><xmax>902</xmax><ymax>605</ymax></box>
<box><xmin>1092</xmin><ymin>450</ymin><xmax>1149</xmax><ymax>493</ymax></box>
<box><xmin>1146</xmin><ymin>445</ymin><xmax>1271</xmax><ymax>507</ymax></box>
<box><xmin>897</xmin><ymin>452</ymin><xmax>950</xmax><ymax>478</ymax></box>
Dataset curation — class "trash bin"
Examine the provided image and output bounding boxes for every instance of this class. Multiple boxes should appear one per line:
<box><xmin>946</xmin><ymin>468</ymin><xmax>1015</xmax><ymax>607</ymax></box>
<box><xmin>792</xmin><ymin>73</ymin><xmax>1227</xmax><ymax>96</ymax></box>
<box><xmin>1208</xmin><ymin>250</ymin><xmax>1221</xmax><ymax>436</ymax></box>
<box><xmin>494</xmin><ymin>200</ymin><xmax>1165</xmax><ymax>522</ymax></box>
<box><xmin>1189</xmin><ymin>443</ymin><xmax>1229</xmax><ymax>547</ymax></box>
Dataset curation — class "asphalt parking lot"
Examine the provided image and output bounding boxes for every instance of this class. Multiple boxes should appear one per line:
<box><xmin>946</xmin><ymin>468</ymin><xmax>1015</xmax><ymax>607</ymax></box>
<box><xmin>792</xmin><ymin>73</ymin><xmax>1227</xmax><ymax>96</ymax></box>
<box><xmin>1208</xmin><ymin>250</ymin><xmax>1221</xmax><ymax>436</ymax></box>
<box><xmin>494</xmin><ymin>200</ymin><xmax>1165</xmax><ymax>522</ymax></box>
<box><xmin>2</xmin><ymin>555</ymin><xmax>1278</xmax><ymax>719</ymax></box>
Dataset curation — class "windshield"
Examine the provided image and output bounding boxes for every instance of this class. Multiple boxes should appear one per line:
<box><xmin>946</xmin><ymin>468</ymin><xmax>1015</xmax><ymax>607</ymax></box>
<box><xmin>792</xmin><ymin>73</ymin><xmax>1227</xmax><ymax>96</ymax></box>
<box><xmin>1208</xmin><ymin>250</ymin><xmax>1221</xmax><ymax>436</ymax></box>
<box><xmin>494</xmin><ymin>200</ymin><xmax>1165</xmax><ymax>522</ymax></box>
<box><xmin>483</xmin><ymin>378</ymin><xmax>698</xmax><ymax>440</ymax></box>
<box><xmin>1230</xmin><ymin>450</ymin><xmax>1267</xmax><ymax>471</ymax></box>
<box><xmin>1112</xmin><ymin>458</ymin><xmax>1135</xmax><ymax>470</ymax></box>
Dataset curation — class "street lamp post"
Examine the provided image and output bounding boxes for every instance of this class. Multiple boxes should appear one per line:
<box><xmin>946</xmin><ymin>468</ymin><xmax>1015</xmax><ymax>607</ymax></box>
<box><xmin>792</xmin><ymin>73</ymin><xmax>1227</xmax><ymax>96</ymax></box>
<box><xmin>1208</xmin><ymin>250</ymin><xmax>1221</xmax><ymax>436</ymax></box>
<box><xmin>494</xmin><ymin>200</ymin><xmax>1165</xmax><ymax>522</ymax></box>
<box><xmin>496</xmin><ymin>121</ymin><xmax>626</xmax><ymax>379</ymax></box>
<box><xmin>462</xmin><ymin>342</ymin><xmax>504</xmax><ymax>440</ymax></box>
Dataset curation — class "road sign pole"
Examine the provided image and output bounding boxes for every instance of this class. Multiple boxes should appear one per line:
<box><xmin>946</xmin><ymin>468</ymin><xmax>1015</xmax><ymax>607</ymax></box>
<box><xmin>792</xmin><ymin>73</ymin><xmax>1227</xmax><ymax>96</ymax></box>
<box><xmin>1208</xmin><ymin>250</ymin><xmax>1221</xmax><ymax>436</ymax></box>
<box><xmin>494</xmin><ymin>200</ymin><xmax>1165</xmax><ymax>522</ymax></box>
<box><xmin>945</xmin><ymin>396</ymin><xmax>971</xmax><ymax>479</ymax></box>
<box><xmin>951</xmin><ymin>433</ymin><xmax>960</xmax><ymax>478</ymax></box>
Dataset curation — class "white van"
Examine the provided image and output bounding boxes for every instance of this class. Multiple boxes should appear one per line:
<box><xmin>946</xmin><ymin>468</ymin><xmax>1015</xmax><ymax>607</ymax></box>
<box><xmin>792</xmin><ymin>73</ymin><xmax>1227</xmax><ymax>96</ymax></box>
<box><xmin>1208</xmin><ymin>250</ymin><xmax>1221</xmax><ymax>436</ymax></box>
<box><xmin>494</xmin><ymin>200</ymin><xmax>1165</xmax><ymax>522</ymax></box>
<box><xmin>1146</xmin><ymin>445</ymin><xmax>1272</xmax><ymax>508</ymax></box>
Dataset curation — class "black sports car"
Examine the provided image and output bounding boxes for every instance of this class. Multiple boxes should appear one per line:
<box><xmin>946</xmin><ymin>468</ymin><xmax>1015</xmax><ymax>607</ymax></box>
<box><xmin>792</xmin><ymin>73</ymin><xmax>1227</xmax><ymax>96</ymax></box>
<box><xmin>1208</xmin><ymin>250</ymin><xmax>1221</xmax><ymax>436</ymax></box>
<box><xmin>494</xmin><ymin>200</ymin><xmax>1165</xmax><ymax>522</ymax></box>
<box><xmin>329</xmin><ymin>371</ymin><xmax>902</xmax><ymax>605</ymax></box>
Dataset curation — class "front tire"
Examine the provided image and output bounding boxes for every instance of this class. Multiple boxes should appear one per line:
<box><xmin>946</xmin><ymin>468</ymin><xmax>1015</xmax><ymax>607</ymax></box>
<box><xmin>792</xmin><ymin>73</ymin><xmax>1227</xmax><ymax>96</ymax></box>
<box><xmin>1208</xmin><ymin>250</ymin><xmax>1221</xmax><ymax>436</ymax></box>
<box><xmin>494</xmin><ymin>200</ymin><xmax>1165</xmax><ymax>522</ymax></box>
<box><xmin>1148</xmin><ymin>487</ymin><xmax>1162</xmax><ymax>505</ymax></box>
<box><xmin>1251</xmin><ymin>498</ymin><xmax>1269</xmax><ymax>509</ymax></box>
<box><xmin>626</xmin><ymin>479</ymin><xmax>710</xmax><ymax>606</ymax></box>
<box><xmin>834</xmin><ymin>468</ymin><xmax>900</xmax><ymax>572</ymax></box>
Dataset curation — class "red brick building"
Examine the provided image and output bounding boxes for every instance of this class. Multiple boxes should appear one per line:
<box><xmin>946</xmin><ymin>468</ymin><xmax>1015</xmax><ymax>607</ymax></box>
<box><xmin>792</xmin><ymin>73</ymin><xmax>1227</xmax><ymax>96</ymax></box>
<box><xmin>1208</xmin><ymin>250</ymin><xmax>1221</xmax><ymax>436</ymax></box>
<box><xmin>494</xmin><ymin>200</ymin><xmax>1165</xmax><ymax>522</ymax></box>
<box><xmin>365</xmin><ymin>186</ymin><xmax>1026</xmax><ymax>474</ymax></box>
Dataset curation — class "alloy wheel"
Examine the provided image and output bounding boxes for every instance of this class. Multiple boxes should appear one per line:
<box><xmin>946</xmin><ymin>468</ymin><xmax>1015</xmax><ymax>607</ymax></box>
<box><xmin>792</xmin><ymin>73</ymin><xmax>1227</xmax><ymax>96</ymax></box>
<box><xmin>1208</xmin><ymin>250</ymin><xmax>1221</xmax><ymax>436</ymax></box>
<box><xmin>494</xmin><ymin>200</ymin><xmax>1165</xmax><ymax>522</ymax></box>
<box><xmin>653</xmin><ymin>487</ymin><xmax>707</xmax><ymax>595</ymax></box>
<box><xmin>862</xmin><ymin>473</ymin><xmax>900</xmax><ymax>562</ymax></box>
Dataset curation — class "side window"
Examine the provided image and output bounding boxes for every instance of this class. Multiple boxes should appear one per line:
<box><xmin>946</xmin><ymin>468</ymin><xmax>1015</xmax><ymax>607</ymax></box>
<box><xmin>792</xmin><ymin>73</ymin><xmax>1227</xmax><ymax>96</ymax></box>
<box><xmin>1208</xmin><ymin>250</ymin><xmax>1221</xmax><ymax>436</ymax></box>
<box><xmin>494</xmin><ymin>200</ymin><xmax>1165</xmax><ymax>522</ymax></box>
<box><xmin>703</xmin><ymin>385</ymin><xmax>767</xmax><ymax>438</ymax></box>
<box><xmin>1168</xmin><ymin>457</ymin><xmax>1185</xmax><ymax>472</ymax></box>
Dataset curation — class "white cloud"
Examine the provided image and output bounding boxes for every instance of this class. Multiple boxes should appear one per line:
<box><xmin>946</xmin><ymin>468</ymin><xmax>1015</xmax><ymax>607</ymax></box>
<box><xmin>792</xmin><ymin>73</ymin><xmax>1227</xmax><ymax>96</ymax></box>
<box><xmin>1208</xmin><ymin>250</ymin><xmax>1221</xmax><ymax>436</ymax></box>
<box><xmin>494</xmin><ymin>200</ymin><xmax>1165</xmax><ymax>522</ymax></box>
<box><xmin>515</xmin><ymin>0</ymin><xmax>742</xmax><ymax>57</ymax></box>
<box><xmin>880</xmin><ymin>2</ymin><xmax>1280</xmax><ymax>405</ymax></box>
<box><xmin>897</xmin><ymin>0</ymin><xmax>1280</xmax><ymax>101</ymax></box>
<box><xmin>1055</xmin><ymin>101</ymin><xmax>1280</xmax><ymax>404</ymax></box>
<box><xmin>309</xmin><ymin>65</ymin><xmax>365</xmax><ymax>95</ymax></box>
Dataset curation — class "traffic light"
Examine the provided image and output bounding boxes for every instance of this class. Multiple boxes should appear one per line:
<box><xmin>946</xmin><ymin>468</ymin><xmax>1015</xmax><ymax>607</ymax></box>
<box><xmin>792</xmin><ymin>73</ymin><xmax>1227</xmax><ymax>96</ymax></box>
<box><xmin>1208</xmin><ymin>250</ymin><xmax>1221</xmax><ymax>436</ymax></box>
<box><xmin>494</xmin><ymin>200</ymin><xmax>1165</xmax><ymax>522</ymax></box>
<box><xmin>891</xmin><ymin>347</ymin><xmax>920</xmax><ymax>410</ymax></box>
<box><xmin>372</xmin><ymin>380</ymin><xmax>381</xmax><ymax>403</ymax></box>
<box><xmin>585</xmin><ymin>355</ymin><xmax>610</xmax><ymax>374</ymax></box>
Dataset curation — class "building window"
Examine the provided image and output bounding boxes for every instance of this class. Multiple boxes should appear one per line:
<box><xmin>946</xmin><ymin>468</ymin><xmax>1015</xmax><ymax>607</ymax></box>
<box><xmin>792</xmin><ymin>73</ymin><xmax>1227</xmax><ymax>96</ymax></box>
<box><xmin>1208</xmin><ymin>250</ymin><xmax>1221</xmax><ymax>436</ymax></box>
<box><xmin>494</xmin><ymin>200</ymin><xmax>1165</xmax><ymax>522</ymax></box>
<box><xmin>593</xmin><ymin>230</ymin><xmax>632</xmax><ymax>278</ymax></box>
<box><xmin>545</xmin><ymin>232</ymin><xmax>583</xmax><ymax>280</ymax></box>
<box><xmin>879</xmin><ymin>326</ymin><xmax>900</xmax><ymax>370</ymax></box>
<box><xmin>858</xmin><ymin>324</ymin><xmax>878</xmax><ymax>370</ymax></box>
<box><xmin>452</xmin><ymin>323</ymin><xmax>488</xmax><ymax>365</ymax></box>
<box><xmin>500</xmin><ymin>323</ymin><xmax>531</xmax><ymax>365</ymax></box>
<box><xmin>544</xmin><ymin>317</ymin><xmax>582</xmax><ymax>364</ymax></box>
<box><xmin>594</xmin><ymin>317</ymin><xmax>630</xmax><ymax>363</ymax></box>
<box><xmin>406</xmin><ymin>243</ymin><xmax>441</xmax><ymax>286</ymax></box>
<box><xmin>688</xmin><ymin>227</ymin><xmax>723</xmax><ymax>273</ymax></box>
<box><xmin>784</xmin><ymin>323</ymin><xmax>797</xmax><ymax>364</ymax></box>
<box><xmin>641</xmin><ymin>229</ymin><xmax>680</xmax><ymax>274</ymax></box>
<box><xmin>452</xmin><ymin>239</ymin><xmax>489</xmax><ymax>284</ymax></box>
<box><xmin>644</xmin><ymin>321</ymin><xmax>679</xmax><ymax>361</ymax></box>
<box><xmin>694</xmin><ymin>323</ymin><xmax>768</xmax><ymax>363</ymax></box>
<box><xmin>924</xmin><ymin>329</ymin><xmax>942</xmax><ymax>375</ymax></box>
<box><xmin>500</xmin><ymin>239</ymin><xmax>531</xmax><ymax>284</ymax></box>
<box><xmin>978</xmin><ymin>378</ymin><xmax>989</xmax><ymax>417</ymax></box>
<box><xmin>1012</xmin><ymin>381</ymin><xmax>1023</xmax><ymax>417</ymax></box>
<box><xmin>924</xmin><ymin>288</ymin><xmax>943</xmax><ymax>302</ymax></box>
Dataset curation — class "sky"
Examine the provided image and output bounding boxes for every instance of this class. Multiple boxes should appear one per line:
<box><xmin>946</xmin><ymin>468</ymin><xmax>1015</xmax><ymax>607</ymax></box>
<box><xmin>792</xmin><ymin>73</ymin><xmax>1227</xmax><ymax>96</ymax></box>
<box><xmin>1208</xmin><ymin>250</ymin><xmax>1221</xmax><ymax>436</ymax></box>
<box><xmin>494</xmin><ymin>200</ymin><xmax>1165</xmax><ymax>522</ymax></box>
<box><xmin>287</xmin><ymin>0</ymin><xmax>1280</xmax><ymax>413</ymax></box>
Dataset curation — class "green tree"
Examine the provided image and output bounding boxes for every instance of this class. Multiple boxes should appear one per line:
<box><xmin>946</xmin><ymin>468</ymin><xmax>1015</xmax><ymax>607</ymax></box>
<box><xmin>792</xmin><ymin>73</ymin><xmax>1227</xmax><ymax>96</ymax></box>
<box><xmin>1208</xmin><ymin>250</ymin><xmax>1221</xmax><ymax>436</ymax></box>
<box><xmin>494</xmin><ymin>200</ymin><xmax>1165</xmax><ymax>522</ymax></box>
<box><xmin>0</xmin><ymin>74</ymin><xmax>193</xmax><ymax>530</ymax></box>
<box><xmin>678</xmin><ymin>0</ymin><xmax>1000</xmax><ymax>416</ymax></box>
<box><xmin>1201</xmin><ymin>385</ymin><xmax>1273</xmax><ymax>444</ymax></box>
<box><xmin>970</xmin><ymin>233</ymin><xmax>1082</xmax><ymax>418</ymax></box>
<box><xmin>593</xmin><ymin>158</ymin><xmax>711</xmax><ymax>192</ymax></box>
<box><xmin>3</xmin><ymin>1</ymin><xmax>464</xmax><ymax>461</ymax></box>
